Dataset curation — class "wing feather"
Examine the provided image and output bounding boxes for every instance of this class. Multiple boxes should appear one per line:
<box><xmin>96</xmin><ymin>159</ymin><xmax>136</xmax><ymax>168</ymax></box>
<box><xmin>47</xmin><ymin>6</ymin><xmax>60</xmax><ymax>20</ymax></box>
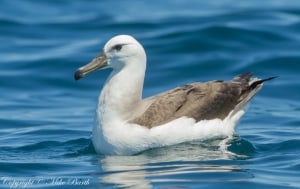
<box><xmin>130</xmin><ymin>73</ymin><xmax>275</xmax><ymax>128</ymax></box>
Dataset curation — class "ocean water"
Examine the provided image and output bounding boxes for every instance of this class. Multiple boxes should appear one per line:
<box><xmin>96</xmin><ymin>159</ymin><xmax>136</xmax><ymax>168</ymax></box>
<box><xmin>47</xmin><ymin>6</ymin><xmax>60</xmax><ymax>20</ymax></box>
<box><xmin>1</xmin><ymin>0</ymin><xmax>300</xmax><ymax>188</ymax></box>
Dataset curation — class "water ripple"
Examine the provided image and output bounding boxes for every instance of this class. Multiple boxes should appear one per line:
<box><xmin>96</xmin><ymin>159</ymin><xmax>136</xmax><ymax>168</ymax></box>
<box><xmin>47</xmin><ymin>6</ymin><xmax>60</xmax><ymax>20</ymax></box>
<box><xmin>0</xmin><ymin>0</ymin><xmax>299</xmax><ymax>188</ymax></box>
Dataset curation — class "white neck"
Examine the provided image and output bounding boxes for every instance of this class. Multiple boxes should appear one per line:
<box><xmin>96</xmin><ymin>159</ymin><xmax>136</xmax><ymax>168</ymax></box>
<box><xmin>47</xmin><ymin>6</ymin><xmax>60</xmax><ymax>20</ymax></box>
<box><xmin>97</xmin><ymin>60</ymin><xmax>146</xmax><ymax>123</ymax></box>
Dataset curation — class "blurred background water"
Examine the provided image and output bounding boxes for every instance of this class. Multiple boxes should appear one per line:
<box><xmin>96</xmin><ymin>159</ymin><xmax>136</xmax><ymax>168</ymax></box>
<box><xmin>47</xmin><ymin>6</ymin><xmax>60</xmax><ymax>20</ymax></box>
<box><xmin>0</xmin><ymin>0</ymin><xmax>300</xmax><ymax>188</ymax></box>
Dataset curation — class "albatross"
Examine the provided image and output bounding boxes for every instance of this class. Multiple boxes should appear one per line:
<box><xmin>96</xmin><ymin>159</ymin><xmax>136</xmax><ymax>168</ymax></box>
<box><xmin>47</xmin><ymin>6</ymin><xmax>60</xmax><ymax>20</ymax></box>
<box><xmin>74</xmin><ymin>35</ymin><xmax>275</xmax><ymax>155</ymax></box>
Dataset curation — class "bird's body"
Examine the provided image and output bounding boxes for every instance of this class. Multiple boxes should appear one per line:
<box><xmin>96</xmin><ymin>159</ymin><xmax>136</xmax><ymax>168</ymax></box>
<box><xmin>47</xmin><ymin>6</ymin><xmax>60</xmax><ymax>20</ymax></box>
<box><xmin>75</xmin><ymin>35</ymin><xmax>275</xmax><ymax>155</ymax></box>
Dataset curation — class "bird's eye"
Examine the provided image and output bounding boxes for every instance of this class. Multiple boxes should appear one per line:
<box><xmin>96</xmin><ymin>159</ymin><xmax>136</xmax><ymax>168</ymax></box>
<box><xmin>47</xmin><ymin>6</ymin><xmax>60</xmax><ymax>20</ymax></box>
<box><xmin>113</xmin><ymin>44</ymin><xmax>123</xmax><ymax>51</ymax></box>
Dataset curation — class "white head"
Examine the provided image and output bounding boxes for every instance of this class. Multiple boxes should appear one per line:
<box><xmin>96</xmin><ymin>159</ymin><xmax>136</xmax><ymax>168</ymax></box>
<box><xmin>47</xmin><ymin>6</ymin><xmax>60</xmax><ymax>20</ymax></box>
<box><xmin>75</xmin><ymin>35</ymin><xmax>146</xmax><ymax>80</ymax></box>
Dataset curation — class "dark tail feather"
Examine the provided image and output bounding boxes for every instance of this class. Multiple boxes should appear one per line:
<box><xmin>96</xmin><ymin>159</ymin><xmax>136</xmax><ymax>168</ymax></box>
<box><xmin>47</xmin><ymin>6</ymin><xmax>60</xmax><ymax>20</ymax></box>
<box><xmin>233</xmin><ymin>72</ymin><xmax>253</xmax><ymax>82</ymax></box>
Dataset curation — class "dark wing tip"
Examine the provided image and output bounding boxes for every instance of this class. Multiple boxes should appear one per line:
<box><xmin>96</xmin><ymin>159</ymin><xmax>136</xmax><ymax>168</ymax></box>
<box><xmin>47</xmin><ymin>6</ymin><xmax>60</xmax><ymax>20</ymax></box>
<box><xmin>261</xmin><ymin>76</ymin><xmax>278</xmax><ymax>82</ymax></box>
<box><xmin>250</xmin><ymin>76</ymin><xmax>277</xmax><ymax>89</ymax></box>
<box><xmin>234</xmin><ymin>72</ymin><xmax>277</xmax><ymax>85</ymax></box>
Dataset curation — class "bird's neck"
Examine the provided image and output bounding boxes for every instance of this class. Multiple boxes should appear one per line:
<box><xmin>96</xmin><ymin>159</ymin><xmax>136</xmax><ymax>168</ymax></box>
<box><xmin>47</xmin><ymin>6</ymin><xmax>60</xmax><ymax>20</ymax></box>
<box><xmin>98</xmin><ymin>64</ymin><xmax>146</xmax><ymax>122</ymax></box>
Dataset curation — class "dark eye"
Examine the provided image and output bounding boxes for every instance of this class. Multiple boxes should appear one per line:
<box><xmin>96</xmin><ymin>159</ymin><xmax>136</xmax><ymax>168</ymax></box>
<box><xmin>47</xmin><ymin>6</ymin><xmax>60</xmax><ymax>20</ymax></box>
<box><xmin>113</xmin><ymin>44</ymin><xmax>123</xmax><ymax>51</ymax></box>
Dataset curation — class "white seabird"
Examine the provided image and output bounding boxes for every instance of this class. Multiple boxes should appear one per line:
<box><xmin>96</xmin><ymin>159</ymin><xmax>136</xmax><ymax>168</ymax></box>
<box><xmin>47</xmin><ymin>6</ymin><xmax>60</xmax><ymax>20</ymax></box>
<box><xmin>74</xmin><ymin>35</ymin><xmax>275</xmax><ymax>155</ymax></box>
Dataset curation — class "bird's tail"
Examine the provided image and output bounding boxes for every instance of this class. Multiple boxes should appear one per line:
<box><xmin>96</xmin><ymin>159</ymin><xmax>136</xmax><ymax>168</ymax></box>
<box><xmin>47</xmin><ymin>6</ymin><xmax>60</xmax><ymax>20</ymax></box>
<box><xmin>228</xmin><ymin>72</ymin><xmax>277</xmax><ymax>119</ymax></box>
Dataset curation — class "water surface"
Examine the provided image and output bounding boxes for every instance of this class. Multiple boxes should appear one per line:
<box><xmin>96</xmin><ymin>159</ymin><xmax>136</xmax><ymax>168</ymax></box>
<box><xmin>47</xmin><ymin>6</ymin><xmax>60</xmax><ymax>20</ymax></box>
<box><xmin>0</xmin><ymin>0</ymin><xmax>300</xmax><ymax>188</ymax></box>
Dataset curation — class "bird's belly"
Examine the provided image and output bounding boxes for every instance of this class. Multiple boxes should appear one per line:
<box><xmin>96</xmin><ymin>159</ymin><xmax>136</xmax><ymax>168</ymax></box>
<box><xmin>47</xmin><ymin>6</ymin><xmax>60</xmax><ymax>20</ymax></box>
<box><xmin>92</xmin><ymin>112</ymin><xmax>244</xmax><ymax>155</ymax></box>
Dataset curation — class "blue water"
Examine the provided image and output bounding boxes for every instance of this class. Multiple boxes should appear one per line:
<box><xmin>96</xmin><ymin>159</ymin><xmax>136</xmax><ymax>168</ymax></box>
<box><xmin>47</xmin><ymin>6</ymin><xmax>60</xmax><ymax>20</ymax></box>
<box><xmin>1</xmin><ymin>0</ymin><xmax>300</xmax><ymax>188</ymax></box>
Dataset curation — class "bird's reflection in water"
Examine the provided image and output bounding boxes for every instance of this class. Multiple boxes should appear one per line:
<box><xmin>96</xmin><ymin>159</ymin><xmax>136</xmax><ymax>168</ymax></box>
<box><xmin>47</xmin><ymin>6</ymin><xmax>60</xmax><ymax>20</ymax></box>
<box><xmin>98</xmin><ymin>137</ymin><xmax>254</xmax><ymax>188</ymax></box>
